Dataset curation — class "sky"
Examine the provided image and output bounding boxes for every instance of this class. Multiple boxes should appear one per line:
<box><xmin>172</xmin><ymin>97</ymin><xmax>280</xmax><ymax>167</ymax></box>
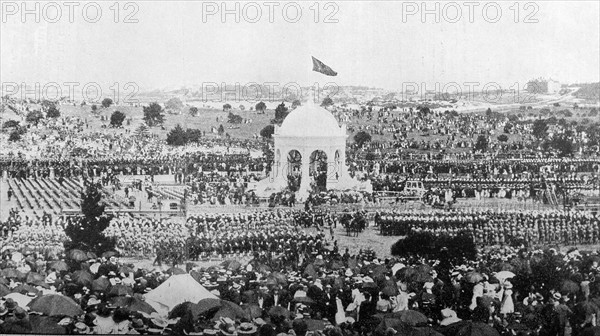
<box><xmin>1</xmin><ymin>1</ymin><xmax>599</xmax><ymax>94</ymax></box>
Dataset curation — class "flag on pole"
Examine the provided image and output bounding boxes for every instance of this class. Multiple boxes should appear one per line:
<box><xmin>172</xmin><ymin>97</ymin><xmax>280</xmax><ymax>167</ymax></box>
<box><xmin>312</xmin><ymin>56</ymin><xmax>337</xmax><ymax>76</ymax></box>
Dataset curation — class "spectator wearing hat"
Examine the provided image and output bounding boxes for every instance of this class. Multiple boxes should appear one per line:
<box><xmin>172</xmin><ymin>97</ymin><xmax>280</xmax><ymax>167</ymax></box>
<box><xmin>1</xmin><ymin>306</ymin><xmax>32</xmax><ymax>333</ymax></box>
<box><xmin>238</xmin><ymin>322</ymin><xmax>258</xmax><ymax>336</ymax></box>
<box><xmin>439</xmin><ymin>308</ymin><xmax>461</xmax><ymax>326</ymax></box>
<box><xmin>93</xmin><ymin>304</ymin><xmax>118</xmax><ymax>335</ymax></box>
<box><xmin>500</xmin><ymin>282</ymin><xmax>514</xmax><ymax>316</ymax></box>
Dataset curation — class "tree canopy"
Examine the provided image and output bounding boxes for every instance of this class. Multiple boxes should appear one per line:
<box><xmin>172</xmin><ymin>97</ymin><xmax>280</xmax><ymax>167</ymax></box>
<box><xmin>101</xmin><ymin>98</ymin><xmax>113</xmax><ymax>108</ymax></box>
<box><xmin>110</xmin><ymin>111</ymin><xmax>126</xmax><ymax>127</ymax></box>
<box><xmin>143</xmin><ymin>102</ymin><xmax>165</xmax><ymax>127</ymax></box>
<box><xmin>353</xmin><ymin>131</ymin><xmax>372</xmax><ymax>147</ymax></box>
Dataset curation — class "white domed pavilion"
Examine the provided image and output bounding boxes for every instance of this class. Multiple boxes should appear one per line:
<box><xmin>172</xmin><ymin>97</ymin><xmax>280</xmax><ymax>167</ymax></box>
<box><xmin>254</xmin><ymin>100</ymin><xmax>371</xmax><ymax>200</ymax></box>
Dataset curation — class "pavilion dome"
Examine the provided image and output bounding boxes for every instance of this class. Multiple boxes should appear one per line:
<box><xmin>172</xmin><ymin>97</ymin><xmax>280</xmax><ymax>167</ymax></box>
<box><xmin>276</xmin><ymin>103</ymin><xmax>345</xmax><ymax>137</ymax></box>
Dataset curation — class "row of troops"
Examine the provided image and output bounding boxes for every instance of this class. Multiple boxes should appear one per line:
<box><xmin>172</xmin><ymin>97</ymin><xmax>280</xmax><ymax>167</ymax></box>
<box><xmin>375</xmin><ymin>210</ymin><xmax>600</xmax><ymax>246</ymax></box>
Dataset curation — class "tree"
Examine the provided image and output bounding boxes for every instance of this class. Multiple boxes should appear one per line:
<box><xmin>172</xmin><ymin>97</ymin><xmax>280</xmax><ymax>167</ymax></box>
<box><xmin>485</xmin><ymin>108</ymin><xmax>493</xmax><ymax>116</ymax></box>
<box><xmin>46</xmin><ymin>106</ymin><xmax>60</xmax><ymax>118</ymax></box>
<box><xmin>590</xmin><ymin>108</ymin><xmax>598</xmax><ymax>117</ymax></box>
<box><xmin>227</xmin><ymin>112</ymin><xmax>243</xmax><ymax>124</ymax></box>
<box><xmin>91</xmin><ymin>105</ymin><xmax>98</xmax><ymax>113</ymax></box>
<box><xmin>218</xmin><ymin>124</ymin><xmax>225</xmax><ymax>135</ymax></box>
<box><xmin>255</xmin><ymin>101</ymin><xmax>266</xmax><ymax>113</ymax></box>
<box><xmin>8</xmin><ymin>131</ymin><xmax>22</xmax><ymax>142</ymax></box>
<box><xmin>165</xmin><ymin>97</ymin><xmax>184</xmax><ymax>113</ymax></box>
<box><xmin>110</xmin><ymin>111</ymin><xmax>126</xmax><ymax>127</ymax></box>
<box><xmin>166</xmin><ymin>124</ymin><xmax>188</xmax><ymax>146</ymax></box>
<box><xmin>497</xmin><ymin>134</ymin><xmax>509</xmax><ymax>142</ymax></box>
<box><xmin>260</xmin><ymin>125</ymin><xmax>275</xmax><ymax>138</ymax></box>
<box><xmin>549</xmin><ymin>134</ymin><xmax>574</xmax><ymax>157</ymax></box>
<box><xmin>292</xmin><ymin>100</ymin><xmax>301</xmax><ymax>109</ymax></box>
<box><xmin>64</xmin><ymin>182</ymin><xmax>116</xmax><ymax>254</ymax></box>
<box><xmin>321</xmin><ymin>97</ymin><xmax>333</xmax><ymax>107</ymax></box>
<box><xmin>532</xmin><ymin>119</ymin><xmax>549</xmax><ymax>139</ymax></box>
<box><xmin>239</xmin><ymin>105</ymin><xmax>245</xmax><ymax>111</ymax></box>
<box><xmin>143</xmin><ymin>102</ymin><xmax>165</xmax><ymax>127</ymax></box>
<box><xmin>223</xmin><ymin>103</ymin><xmax>232</xmax><ymax>112</ymax></box>
<box><xmin>475</xmin><ymin>135</ymin><xmax>488</xmax><ymax>152</ymax></box>
<box><xmin>189</xmin><ymin>106</ymin><xmax>199</xmax><ymax>116</ymax></box>
<box><xmin>101</xmin><ymin>98</ymin><xmax>113</xmax><ymax>108</ymax></box>
<box><xmin>185</xmin><ymin>128</ymin><xmax>202</xmax><ymax>143</ymax></box>
<box><xmin>354</xmin><ymin>131</ymin><xmax>372</xmax><ymax>147</ymax></box>
<box><xmin>26</xmin><ymin>110</ymin><xmax>43</xmax><ymax>124</ymax></box>
<box><xmin>3</xmin><ymin>120</ymin><xmax>19</xmax><ymax>129</ymax></box>
<box><xmin>273</xmin><ymin>102</ymin><xmax>289</xmax><ymax>123</ymax></box>
<box><xmin>134</xmin><ymin>124</ymin><xmax>150</xmax><ymax>138</ymax></box>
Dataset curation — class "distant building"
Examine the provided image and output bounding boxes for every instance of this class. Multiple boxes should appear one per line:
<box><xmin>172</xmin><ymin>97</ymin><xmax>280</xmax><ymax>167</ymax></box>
<box><xmin>526</xmin><ymin>78</ymin><xmax>561</xmax><ymax>94</ymax></box>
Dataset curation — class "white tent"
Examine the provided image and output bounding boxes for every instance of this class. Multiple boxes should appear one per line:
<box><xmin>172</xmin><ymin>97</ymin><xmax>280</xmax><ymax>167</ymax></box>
<box><xmin>144</xmin><ymin>274</ymin><xmax>218</xmax><ymax>315</ymax></box>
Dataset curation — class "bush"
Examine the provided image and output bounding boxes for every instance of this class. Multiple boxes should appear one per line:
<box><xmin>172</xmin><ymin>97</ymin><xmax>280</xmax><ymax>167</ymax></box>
<box><xmin>227</xmin><ymin>112</ymin><xmax>243</xmax><ymax>124</ymax></box>
<box><xmin>354</xmin><ymin>131</ymin><xmax>372</xmax><ymax>147</ymax></box>
<box><xmin>260</xmin><ymin>125</ymin><xmax>275</xmax><ymax>138</ymax></box>
<box><xmin>166</xmin><ymin>124</ymin><xmax>188</xmax><ymax>146</ymax></box>
<box><xmin>102</xmin><ymin>98</ymin><xmax>113</xmax><ymax>108</ymax></box>
<box><xmin>497</xmin><ymin>134</ymin><xmax>509</xmax><ymax>142</ymax></box>
<box><xmin>110</xmin><ymin>111</ymin><xmax>126</xmax><ymax>127</ymax></box>
<box><xmin>46</xmin><ymin>106</ymin><xmax>60</xmax><ymax>118</ymax></box>
<box><xmin>143</xmin><ymin>102</ymin><xmax>165</xmax><ymax>127</ymax></box>
<box><xmin>3</xmin><ymin>120</ymin><xmax>19</xmax><ymax>129</ymax></box>
<box><xmin>8</xmin><ymin>131</ymin><xmax>22</xmax><ymax>142</ymax></box>
<box><xmin>26</xmin><ymin>110</ymin><xmax>43</xmax><ymax>124</ymax></box>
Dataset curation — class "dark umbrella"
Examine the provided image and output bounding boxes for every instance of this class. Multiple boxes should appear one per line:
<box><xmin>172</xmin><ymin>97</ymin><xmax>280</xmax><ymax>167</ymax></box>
<box><xmin>268</xmin><ymin>306</ymin><xmax>290</xmax><ymax>320</ymax></box>
<box><xmin>92</xmin><ymin>277</ymin><xmax>110</xmax><ymax>292</ymax></box>
<box><xmin>28</xmin><ymin>294</ymin><xmax>84</xmax><ymax>317</ymax></box>
<box><xmin>86</xmin><ymin>252</ymin><xmax>97</xmax><ymax>260</ymax></box>
<box><xmin>71</xmin><ymin>270</ymin><xmax>93</xmax><ymax>286</ymax></box>
<box><xmin>224</xmin><ymin>260</ymin><xmax>242</xmax><ymax>271</ymax></box>
<box><xmin>441</xmin><ymin>321</ymin><xmax>500</xmax><ymax>336</ymax></box>
<box><xmin>305</xmin><ymin>319</ymin><xmax>326</xmax><ymax>331</ymax></box>
<box><xmin>574</xmin><ymin>301</ymin><xmax>599</xmax><ymax>316</ymax></box>
<box><xmin>0</xmin><ymin>277</ymin><xmax>8</xmax><ymax>285</ymax></box>
<box><xmin>330</xmin><ymin>261</ymin><xmax>345</xmax><ymax>270</ymax></box>
<box><xmin>110</xmin><ymin>296</ymin><xmax>156</xmax><ymax>314</ymax></box>
<box><xmin>108</xmin><ymin>284</ymin><xmax>134</xmax><ymax>297</ymax></box>
<box><xmin>0</xmin><ymin>283</ymin><xmax>11</xmax><ymax>296</ymax></box>
<box><xmin>382</xmin><ymin>286</ymin><xmax>399</xmax><ymax>297</ymax></box>
<box><xmin>304</xmin><ymin>264</ymin><xmax>317</xmax><ymax>279</ymax></box>
<box><xmin>293</xmin><ymin>296</ymin><xmax>315</xmax><ymax>305</ymax></box>
<box><xmin>170</xmin><ymin>301</ymin><xmax>211</xmax><ymax>320</ymax></box>
<box><xmin>270</xmin><ymin>272</ymin><xmax>288</xmax><ymax>285</ymax></box>
<box><xmin>29</xmin><ymin>315</ymin><xmax>68</xmax><ymax>334</ymax></box>
<box><xmin>388</xmin><ymin>310</ymin><xmax>428</xmax><ymax>327</ymax></box>
<box><xmin>195</xmin><ymin>298</ymin><xmax>224</xmax><ymax>316</ymax></box>
<box><xmin>101</xmin><ymin>251</ymin><xmax>119</xmax><ymax>259</ymax></box>
<box><xmin>11</xmin><ymin>284</ymin><xmax>41</xmax><ymax>295</ymax></box>
<box><xmin>67</xmin><ymin>249</ymin><xmax>88</xmax><ymax>262</ymax></box>
<box><xmin>396</xmin><ymin>267</ymin><xmax>416</xmax><ymax>282</ymax></box>
<box><xmin>580</xmin><ymin>326</ymin><xmax>600</xmax><ymax>336</ymax></box>
<box><xmin>464</xmin><ymin>272</ymin><xmax>484</xmax><ymax>284</ymax></box>
<box><xmin>118</xmin><ymin>266</ymin><xmax>134</xmax><ymax>275</ymax></box>
<box><xmin>47</xmin><ymin>260</ymin><xmax>69</xmax><ymax>272</ymax></box>
<box><xmin>26</xmin><ymin>272</ymin><xmax>45</xmax><ymax>284</ymax></box>
<box><xmin>167</xmin><ymin>267</ymin><xmax>186</xmax><ymax>275</ymax></box>
<box><xmin>212</xmin><ymin>300</ymin><xmax>250</xmax><ymax>321</ymax></box>
<box><xmin>242</xmin><ymin>304</ymin><xmax>263</xmax><ymax>319</ymax></box>
<box><xmin>561</xmin><ymin>279</ymin><xmax>580</xmax><ymax>294</ymax></box>
<box><xmin>1</xmin><ymin>268</ymin><xmax>25</xmax><ymax>279</ymax></box>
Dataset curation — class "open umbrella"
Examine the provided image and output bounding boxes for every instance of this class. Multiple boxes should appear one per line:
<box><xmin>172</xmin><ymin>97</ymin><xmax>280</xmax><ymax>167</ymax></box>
<box><xmin>561</xmin><ymin>279</ymin><xmax>580</xmax><ymax>294</ymax></box>
<box><xmin>11</xmin><ymin>284</ymin><xmax>41</xmax><ymax>295</ymax></box>
<box><xmin>195</xmin><ymin>298</ymin><xmax>223</xmax><ymax>315</ymax></box>
<box><xmin>580</xmin><ymin>326</ymin><xmax>600</xmax><ymax>336</ymax></box>
<box><xmin>0</xmin><ymin>283</ymin><xmax>11</xmax><ymax>296</ymax></box>
<box><xmin>67</xmin><ymin>249</ymin><xmax>88</xmax><ymax>262</ymax></box>
<box><xmin>29</xmin><ymin>315</ymin><xmax>68</xmax><ymax>334</ymax></box>
<box><xmin>26</xmin><ymin>272</ymin><xmax>45</xmax><ymax>284</ymax></box>
<box><xmin>71</xmin><ymin>270</ymin><xmax>93</xmax><ymax>286</ymax></box>
<box><xmin>575</xmin><ymin>301</ymin><xmax>599</xmax><ymax>317</ymax></box>
<box><xmin>305</xmin><ymin>319</ymin><xmax>326</xmax><ymax>331</ymax></box>
<box><xmin>388</xmin><ymin>310</ymin><xmax>428</xmax><ymax>327</ymax></box>
<box><xmin>268</xmin><ymin>306</ymin><xmax>290</xmax><ymax>320</ymax></box>
<box><xmin>110</xmin><ymin>295</ymin><xmax>156</xmax><ymax>314</ymax></box>
<box><xmin>292</xmin><ymin>296</ymin><xmax>315</xmax><ymax>305</ymax></box>
<box><xmin>92</xmin><ymin>277</ymin><xmax>110</xmax><ymax>292</ymax></box>
<box><xmin>494</xmin><ymin>271</ymin><xmax>515</xmax><ymax>281</ymax></box>
<box><xmin>4</xmin><ymin>292</ymin><xmax>34</xmax><ymax>307</ymax></box>
<box><xmin>101</xmin><ymin>251</ymin><xmax>119</xmax><ymax>259</ymax></box>
<box><xmin>223</xmin><ymin>260</ymin><xmax>242</xmax><ymax>271</ymax></box>
<box><xmin>464</xmin><ymin>272</ymin><xmax>484</xmax><ymax>284</ymax></box>
<box><xmin>1</xmin><ymin>268</ymin><xmax>25</xmax><ymax>279</ymax></box>
<box><xmin>382</xmin><ymin>285</ymin><xmax>399</xmax><ymax>297</ymax></box>
<box><xmin>330</xmin><ymin>261</ymin><xmax>345</xmax><ymax>270</ymax></box>
<box><xmin>86</xmin><ymin>252</ymin><xmax>97</xmax><ymax>260</ymax></box>
<box><xmin>242</xmin><ymin>304</ymin><xmax>263</xmax><ymax>319</ymax></box>
<box><xmin>270</xmin><ymin>272</ymin><xmax>288</xmax><ymax>285</ymax></box>
<box><xmin>212</xmin><ymin>300</ymin><xmax>249</xmax><ymax>321</ymax></box>
<box><xmin>118</xmin><ymin>265</ymin><xmax>134</xmax><ymax>275</ymax></box>
<box><xmin>108</xmin><ymin>284</ymin><xmax>134</xmax><ymax>297</ymax></box>
<box><xmin>28</xmin><ymin>294</ymin><xmax>84</xmax><ymax>317</ymax></box>
<box><xmin>441</xmin><ymin>321</ymin><xmax>500</xmax><ymax>336</ymax></box>
<box><xmin>170</xmin><ymin>301</ymin><xmax>211</xmax><ymax>320</ymax></box>
<box><xmin>47</xmin><ymin>260</ymin><xmax>69</xmax><ymax>272</ymax></box>
<box><xmin>167</xmin><ymin>267</ymin><xmax>186</xmax><ymax>275</ymax></box>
